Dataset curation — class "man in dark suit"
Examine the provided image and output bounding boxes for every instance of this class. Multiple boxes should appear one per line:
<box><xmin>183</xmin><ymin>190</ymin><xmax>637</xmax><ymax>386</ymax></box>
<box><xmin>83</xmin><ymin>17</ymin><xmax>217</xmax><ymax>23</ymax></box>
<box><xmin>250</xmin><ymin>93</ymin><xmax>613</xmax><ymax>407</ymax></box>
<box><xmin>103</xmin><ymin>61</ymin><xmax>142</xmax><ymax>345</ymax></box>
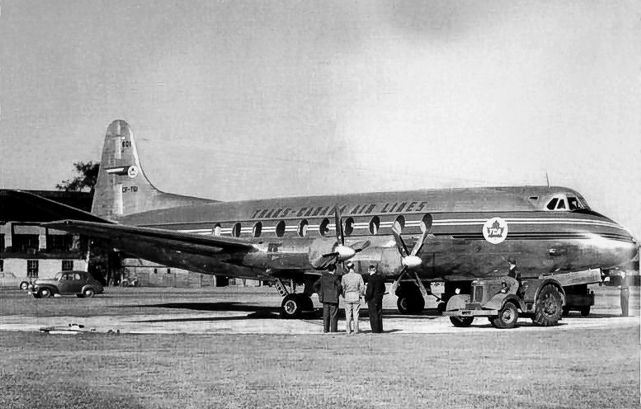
<box><xmin>365</xmin><ymin>264</ymin><xmax>386</xmax><ymax>333</ymax></box>
<box><xmin>314</xmin><ymin>264</ymin><xmax>342</xmax><ymax>333</ymax></box>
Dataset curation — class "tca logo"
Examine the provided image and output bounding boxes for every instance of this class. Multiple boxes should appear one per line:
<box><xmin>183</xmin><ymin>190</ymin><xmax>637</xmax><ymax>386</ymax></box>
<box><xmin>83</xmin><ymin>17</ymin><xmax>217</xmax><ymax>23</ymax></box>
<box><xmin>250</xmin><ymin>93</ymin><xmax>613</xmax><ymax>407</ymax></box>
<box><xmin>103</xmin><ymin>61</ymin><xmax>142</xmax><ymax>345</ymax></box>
<box><xmin>483</xmin><ymin>217</ymin><xmax>508</xmax><ymax>244</ymax></box>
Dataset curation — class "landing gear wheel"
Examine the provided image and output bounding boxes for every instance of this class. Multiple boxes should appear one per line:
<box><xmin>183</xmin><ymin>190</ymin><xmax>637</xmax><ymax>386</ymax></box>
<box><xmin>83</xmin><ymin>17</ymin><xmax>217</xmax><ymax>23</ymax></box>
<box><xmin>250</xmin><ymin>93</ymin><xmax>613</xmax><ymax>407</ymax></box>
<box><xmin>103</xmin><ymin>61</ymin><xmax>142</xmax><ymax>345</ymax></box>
<box><xmin>580</xmin><ymin>306</ymin><xmax>590</xmax><ymax>317</ymax></box>
<box><xmin>450</xmin><ymin>316</ymin><xmax>474</xmax><ymax>327</ymax></box>
<box><xmin>281</xmin><ymin>294</ymin><xmax>304</xmax><ymax>319</ymax></box>
<box><xmin>491</xmin><ymin>302</ymin><xmax>519</xmax><ymax>329</ymax></box>
<box><xmin>397</xmin><ymin>296</ymin><xmax>425</xmax><ymax>315</ymax></box>
<box><xmin>38</xmin><ymin>288</ymin><xmax>51</xmax><ymax>298</ymax></box>
<box><xmin>531</xmin><ymin>285</ymin><xmax>563</xmax><ymax>326</ymax></box>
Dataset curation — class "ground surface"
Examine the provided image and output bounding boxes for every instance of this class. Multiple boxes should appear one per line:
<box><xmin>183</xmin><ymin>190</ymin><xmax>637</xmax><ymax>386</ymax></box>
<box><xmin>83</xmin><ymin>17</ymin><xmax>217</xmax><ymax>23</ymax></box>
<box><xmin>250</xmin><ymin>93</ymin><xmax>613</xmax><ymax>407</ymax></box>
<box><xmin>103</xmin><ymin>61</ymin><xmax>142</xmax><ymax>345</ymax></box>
<box><xmin>0</xmin><ymin>285</ymin><xmax>639</xmax><ymax>408</ymax></box>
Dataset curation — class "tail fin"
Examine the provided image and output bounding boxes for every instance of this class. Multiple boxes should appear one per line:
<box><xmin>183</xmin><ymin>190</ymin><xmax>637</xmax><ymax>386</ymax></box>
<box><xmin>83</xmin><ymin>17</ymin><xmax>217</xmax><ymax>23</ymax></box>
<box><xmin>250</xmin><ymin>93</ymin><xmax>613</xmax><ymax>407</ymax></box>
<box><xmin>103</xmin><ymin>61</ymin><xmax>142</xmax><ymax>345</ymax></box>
<box><xmin>92</xmin><ymin>120</ymin><xmax>217</xmax><ymax>219</ymax></box>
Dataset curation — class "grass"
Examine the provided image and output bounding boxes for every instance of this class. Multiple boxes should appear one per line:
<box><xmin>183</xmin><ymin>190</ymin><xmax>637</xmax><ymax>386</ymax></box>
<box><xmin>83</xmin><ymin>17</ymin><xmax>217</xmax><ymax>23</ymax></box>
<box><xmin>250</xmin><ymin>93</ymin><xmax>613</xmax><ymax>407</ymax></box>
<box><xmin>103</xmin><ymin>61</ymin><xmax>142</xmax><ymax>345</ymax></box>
<box><xmin>0</xmin><ymin>327</ymin><xmax>638</xmax><ymax>408</ymax></box>
<box><xmin>0</xmin><ymin>285</ymin><xmax>638</xmax><ymax>408</ymax></box>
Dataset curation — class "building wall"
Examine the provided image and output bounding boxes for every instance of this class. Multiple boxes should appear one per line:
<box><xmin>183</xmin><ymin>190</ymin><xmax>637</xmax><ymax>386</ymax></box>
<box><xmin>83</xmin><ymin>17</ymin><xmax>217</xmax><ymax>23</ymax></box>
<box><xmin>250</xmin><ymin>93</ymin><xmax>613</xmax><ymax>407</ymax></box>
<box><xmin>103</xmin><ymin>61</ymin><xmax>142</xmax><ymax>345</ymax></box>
<box><xmin>0</xmin><ymin>258</ymin><xmax>87</xmax><ymax>279</ymax></box>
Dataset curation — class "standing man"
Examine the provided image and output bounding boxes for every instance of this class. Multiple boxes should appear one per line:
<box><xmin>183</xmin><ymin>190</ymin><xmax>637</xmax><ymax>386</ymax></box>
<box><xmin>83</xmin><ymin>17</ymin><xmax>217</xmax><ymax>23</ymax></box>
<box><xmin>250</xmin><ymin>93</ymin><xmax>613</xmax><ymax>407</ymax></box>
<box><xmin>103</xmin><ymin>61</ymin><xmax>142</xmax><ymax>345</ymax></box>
<box><xmin>314</xmin><ymin>264</ymin><xmax>342</xmax><ymax>333</ymax></box>
<box><xmin>341</xmin><ymin>260</ymin><xmax>365</xmax><ymax>334</ymax></box>
<box><xmin>365</xmin><ymin>264</ymin><xmax>386</xmax><ymax>333</ymax></box>
<box><xmin>620</xmin><ymin>271</ymin><xmax>630</xmax><ymax>317</ymax></box>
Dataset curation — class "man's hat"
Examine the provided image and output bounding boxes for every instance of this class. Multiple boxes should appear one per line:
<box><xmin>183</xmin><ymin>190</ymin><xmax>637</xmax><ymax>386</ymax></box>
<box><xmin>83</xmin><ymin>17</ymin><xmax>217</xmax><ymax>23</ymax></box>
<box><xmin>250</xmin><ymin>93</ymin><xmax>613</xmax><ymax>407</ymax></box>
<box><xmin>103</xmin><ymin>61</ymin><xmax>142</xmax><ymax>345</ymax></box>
<box><xmin>507</xmin><ymin>256</ymin><xmax>516</xmax><ymax>264</ymax></box>
<box><xmin>345</xmin><ymin>261</ymin><xmax>354</xmax><ymax>269</ymax></box>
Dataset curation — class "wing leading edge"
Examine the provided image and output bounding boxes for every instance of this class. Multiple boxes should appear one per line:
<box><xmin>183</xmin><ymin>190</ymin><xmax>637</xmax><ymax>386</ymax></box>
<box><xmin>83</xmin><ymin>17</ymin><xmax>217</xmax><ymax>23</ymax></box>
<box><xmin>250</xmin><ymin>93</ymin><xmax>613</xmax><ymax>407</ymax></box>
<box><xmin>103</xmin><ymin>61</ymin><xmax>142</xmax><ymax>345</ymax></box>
<box><xmin>44</xmin><ymin>220</ymin><xmax>256</xmax><ymax>257</ymax></box>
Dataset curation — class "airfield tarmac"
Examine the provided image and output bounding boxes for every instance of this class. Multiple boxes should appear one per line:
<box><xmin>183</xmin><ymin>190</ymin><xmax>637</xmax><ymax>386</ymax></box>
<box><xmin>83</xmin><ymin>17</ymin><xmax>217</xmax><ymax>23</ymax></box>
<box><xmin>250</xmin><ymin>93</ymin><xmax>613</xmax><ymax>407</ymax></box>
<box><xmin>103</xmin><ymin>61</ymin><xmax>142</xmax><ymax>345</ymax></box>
<box><xmin>0</xmin><ymin>284</ymin><xmax>637</xmax><ymax>334</ymax></box>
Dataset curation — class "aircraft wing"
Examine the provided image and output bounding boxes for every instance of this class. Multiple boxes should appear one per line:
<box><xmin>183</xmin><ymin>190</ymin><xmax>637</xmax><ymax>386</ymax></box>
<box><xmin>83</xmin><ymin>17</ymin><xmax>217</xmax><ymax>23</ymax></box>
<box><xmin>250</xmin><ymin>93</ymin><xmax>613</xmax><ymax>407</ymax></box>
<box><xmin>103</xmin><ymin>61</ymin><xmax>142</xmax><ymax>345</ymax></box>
<box><xmin>43</xmin><ymin>220</ymin><xmax>256</xmax><ymax>256</ymax></box>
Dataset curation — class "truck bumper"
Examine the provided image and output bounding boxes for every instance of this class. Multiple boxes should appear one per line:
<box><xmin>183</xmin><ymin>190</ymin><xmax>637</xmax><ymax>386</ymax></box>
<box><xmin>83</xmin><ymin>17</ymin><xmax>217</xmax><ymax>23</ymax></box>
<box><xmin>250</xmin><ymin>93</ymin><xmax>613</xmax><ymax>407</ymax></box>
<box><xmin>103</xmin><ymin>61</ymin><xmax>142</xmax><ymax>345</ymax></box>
<box><xmin>444</xmin><ymin>309</ymin><xmax>499</xmax><ymax>318</ymax></box>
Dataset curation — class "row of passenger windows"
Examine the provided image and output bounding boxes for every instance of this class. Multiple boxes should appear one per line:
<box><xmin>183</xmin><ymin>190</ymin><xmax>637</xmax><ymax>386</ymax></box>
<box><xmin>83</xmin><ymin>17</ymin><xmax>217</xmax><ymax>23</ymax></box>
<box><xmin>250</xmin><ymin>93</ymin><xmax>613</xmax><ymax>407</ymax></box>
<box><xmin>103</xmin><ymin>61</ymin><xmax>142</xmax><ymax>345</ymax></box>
<box><xmin>214</xmin><ymin>214</ymin><xmax>433</xmax><ymax>238</ymax></box>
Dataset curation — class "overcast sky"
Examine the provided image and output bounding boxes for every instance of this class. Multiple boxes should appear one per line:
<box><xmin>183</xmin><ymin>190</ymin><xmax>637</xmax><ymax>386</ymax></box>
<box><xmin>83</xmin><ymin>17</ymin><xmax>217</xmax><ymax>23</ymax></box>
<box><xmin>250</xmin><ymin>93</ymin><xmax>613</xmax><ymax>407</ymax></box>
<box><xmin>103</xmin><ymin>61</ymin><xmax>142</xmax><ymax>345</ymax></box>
<box><xmin>1</xmin><ymin>0</ymin><xmax>639</xmax><ymax>238</ymax></box>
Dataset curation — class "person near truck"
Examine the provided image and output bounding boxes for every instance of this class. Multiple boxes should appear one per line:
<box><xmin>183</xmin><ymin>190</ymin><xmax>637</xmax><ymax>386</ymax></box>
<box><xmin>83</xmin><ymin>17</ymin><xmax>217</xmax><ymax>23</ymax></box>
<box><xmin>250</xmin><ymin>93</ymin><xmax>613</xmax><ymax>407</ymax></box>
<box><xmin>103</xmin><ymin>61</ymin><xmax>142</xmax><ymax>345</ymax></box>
<box><xmin>620</xmin><ymin>270</ymin><xmax>630</xmax><ymax>317</ymax></box>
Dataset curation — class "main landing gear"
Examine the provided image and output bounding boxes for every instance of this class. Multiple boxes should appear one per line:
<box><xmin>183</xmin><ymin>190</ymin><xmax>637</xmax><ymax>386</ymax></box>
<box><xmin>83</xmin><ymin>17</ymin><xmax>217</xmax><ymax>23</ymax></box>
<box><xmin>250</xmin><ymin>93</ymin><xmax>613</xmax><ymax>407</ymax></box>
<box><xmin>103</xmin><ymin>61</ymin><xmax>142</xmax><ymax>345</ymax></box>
<box><xmin>275</xmin><ymin>278</ymin><xmax>315</xmax><ymax>319</ymax></box>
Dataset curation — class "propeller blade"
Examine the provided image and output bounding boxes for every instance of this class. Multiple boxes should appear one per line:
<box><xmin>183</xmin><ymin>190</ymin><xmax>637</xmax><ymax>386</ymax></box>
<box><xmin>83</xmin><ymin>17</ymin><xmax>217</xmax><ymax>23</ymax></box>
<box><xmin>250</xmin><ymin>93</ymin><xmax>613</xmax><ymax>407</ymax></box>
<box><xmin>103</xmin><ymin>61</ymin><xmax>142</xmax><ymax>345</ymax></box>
<box><xmin>410</xmin><ymin>230</ymin><xmax>428</xmax><ymax>257</ymax></box>
<box><xmin>391</xmin><ymin>225</ymin><xmax>409</xmax><ymax>258</ymax></box>
<box><xmin>333</xmin><ymin>205</ymin><xmax>344</xmax><ymax>245</ymax></box>
<box><xmin>350</xmin><ymin>240</ymin><xmax>371</xmax><ymax>253</ymax></box>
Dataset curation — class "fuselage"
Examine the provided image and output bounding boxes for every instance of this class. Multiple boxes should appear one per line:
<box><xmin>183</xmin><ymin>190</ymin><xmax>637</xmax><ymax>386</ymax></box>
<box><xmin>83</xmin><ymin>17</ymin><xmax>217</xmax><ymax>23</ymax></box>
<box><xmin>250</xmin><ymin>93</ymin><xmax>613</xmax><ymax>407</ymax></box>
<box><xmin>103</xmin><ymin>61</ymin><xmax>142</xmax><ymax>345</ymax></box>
<box><xmin>112</xmin><ymin>185</ymin><xmax>638</xmax><ymax>282</ymax></box>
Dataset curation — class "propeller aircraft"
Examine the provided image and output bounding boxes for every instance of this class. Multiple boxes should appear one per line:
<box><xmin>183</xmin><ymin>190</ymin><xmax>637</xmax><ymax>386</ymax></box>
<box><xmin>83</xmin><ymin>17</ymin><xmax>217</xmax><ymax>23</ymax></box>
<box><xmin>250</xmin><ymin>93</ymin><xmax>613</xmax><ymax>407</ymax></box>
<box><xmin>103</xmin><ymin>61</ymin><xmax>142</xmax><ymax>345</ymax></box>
<box><xmin>41</xmin><ymin>120</ymin><xmax>638</xmax><ymax>319</ymax></box>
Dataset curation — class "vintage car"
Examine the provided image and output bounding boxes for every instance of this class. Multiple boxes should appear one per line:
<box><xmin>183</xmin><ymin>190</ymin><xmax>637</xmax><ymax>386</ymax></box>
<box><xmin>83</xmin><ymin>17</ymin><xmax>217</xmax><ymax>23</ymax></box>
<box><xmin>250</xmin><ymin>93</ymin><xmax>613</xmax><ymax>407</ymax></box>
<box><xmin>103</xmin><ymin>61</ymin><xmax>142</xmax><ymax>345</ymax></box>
<box><xmin>0</xmin><ymin>272</ymin><xmax>31</xmax><ymax>290</ymax></box>
<box><xmin>31</xmin><ymin>270</ymin><xmax>104</xmax><ymax>298</ymax></box>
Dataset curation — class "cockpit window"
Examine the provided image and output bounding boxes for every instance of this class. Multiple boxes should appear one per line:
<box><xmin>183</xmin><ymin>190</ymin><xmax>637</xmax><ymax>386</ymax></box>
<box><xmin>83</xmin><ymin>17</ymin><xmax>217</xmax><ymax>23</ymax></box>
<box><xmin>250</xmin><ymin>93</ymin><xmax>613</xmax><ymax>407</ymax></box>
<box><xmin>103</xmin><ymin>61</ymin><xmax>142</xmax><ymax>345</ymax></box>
<box><xmin>546</xmin><ymin>198</ymin><xmax>558</xmax><ymax>210</ymax></box>
<box><xmin>567</xmin><ymin>196</ymin><xmax>586</xmax><ymax>210</ymax></box>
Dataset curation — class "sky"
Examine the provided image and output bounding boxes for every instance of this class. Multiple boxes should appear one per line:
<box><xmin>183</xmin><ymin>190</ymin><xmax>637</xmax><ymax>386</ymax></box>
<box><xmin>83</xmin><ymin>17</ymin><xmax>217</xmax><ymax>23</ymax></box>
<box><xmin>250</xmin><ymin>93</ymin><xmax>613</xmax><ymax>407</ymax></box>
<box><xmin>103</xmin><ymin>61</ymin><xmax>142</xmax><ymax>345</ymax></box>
<box><xmin>1</xmin><ymin>0</ymin><xmax>640</xmax><ymax>238</ymax></box>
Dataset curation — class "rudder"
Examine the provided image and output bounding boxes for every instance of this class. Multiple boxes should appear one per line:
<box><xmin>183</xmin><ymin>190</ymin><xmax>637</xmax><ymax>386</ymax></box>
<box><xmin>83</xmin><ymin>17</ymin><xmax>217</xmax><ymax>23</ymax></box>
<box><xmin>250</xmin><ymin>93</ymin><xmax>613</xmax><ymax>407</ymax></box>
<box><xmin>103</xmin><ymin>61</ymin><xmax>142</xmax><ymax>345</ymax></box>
<box><xmin>92</xmin><ymin>120</ymin><xmax>215</xmax><ymax>219</ymax></box>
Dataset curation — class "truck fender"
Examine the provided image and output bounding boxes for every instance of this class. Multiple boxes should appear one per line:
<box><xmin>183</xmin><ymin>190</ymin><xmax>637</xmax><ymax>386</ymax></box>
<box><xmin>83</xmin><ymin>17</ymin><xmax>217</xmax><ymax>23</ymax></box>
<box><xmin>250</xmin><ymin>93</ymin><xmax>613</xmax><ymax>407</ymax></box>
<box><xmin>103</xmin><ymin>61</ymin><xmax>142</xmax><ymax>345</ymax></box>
<box><xmin>483</xmin><ymin>293</ymin><xmax>522</xmax><ymax>311</ymax></box>
<box><xmin>532</xmin><ymin>279</ymin><xmax>566</xmax><ymax>306</ymax></box>
<box><xmin>446</xmin><ymin>294</ymin><xmax>470</xmax><ymax>311</ymax></box>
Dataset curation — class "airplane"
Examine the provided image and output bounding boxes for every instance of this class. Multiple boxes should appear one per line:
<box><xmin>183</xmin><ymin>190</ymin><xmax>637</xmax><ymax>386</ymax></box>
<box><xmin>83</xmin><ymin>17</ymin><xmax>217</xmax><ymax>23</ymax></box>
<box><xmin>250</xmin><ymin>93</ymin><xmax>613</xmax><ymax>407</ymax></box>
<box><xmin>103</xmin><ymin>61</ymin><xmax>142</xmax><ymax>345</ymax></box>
<box><xmin>42</xmin><ymin>119</ymin><xmax>638</xmax><ymax>320</ymax></box>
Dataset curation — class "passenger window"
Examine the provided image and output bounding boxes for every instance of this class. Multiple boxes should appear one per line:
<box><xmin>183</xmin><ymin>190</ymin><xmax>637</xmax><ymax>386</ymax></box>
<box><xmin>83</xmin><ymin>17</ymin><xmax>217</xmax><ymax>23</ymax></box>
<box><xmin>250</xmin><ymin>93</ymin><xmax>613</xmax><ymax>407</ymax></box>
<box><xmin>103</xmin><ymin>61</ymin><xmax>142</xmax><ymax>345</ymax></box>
<box><xmin>369</xmin><ymin>216</ymin><xmax>380</xmax><ymax>235</ymax></box>
<box><xmin>298</xmin><ymin>220</ymin><xmax>308</xmax><ymax>237</ymax></box>
<box><xmin>319</xmin><ymin>218</ymin><xmax>330</xmax><ymax>237</ymax></box>
<box><xmin>394</xmin><ymin>216</ymin><xmax>405</xmax><ymax>232</ymax></box>
<box><xmin>253</xmin><ymin>222</ymin><xmax>262</xmax><ymax>238</ymax></box>
<box><xmin>344</xmin><ymin>218</ymin><xmax>354</xmax><ymax>236</ymax></box>
<box><xmin>232</xmin><ymin>223</ymin><xmax>241</xmax><ymax>237</ymax></box>
<box><xmin>276</xmin><ymin>221</ymin><xmax>286</xmax><ymax>237</ymax></box>
<box><xmin>420</xmin><ymin>214</ymin><xmax>433</xmax><ymax>234</ymax></box>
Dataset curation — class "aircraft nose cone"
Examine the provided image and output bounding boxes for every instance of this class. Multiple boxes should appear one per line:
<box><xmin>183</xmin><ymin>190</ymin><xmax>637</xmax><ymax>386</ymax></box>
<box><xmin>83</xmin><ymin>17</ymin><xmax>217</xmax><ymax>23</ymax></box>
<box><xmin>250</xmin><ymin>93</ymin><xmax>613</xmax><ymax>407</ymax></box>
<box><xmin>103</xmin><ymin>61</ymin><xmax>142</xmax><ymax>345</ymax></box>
<box><xmin>336</xmin><ymin>245</ymin><xmax>356</xmax><ymax>261</ymax></box>
<box><xmin>402</xmin><ymin>255</ymin><xmax>422</xmax><ymax>268</ymax></box>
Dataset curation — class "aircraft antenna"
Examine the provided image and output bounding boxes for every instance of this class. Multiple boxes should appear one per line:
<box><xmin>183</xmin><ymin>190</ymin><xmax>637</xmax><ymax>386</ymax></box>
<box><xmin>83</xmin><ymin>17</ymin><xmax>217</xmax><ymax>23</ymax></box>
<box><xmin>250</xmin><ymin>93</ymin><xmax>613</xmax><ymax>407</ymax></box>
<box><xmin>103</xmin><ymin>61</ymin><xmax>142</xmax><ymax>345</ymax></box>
<box><xmin>545</xmin><ymin>172</ymin><xmax>550</xmax><ymax>189</ymax></box>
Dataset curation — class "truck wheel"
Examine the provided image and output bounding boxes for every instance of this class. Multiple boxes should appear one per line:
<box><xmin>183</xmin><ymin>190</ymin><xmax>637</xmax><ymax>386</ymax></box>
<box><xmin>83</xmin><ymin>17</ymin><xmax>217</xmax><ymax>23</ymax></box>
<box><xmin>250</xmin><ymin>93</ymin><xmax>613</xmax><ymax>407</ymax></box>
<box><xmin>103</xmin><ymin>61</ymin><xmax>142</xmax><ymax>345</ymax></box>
<box><xmin>38</xmin><ymin>288</ymin><xmax>51</xmax><ymax>298</ymax></box>
<box><xmin>532</xmin><ymin>285</ymin><xmax>563</xmax><ymax>326</ymax></box>
<box><xmin>492</xmin><ymin>302</ymin><xmax>519</xmax><ymax>329</ymax></box>
<box><xmin>580</xmin><ymin>306</ymin><xmax>590</xmax><ymax>317</ymax></box>
<box><xmin>450</xmin><ymin>316</ymin><xmax>474</xmax><ymax>327</ymax></box>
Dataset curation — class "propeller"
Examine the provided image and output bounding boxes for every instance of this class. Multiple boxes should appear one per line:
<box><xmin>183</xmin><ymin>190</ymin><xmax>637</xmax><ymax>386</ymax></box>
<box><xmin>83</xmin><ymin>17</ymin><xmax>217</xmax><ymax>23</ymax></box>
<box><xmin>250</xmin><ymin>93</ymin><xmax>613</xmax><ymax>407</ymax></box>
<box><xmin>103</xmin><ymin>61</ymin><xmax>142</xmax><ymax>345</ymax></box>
<box><xmin>321</xmin><ymin>205</ymin><xmax>370</xmax><ymax>262</ymax></box>
<box><xmin>391</xmin><ymin>225</ymin><xmax>428</xmax><ymax>269</ymax></box>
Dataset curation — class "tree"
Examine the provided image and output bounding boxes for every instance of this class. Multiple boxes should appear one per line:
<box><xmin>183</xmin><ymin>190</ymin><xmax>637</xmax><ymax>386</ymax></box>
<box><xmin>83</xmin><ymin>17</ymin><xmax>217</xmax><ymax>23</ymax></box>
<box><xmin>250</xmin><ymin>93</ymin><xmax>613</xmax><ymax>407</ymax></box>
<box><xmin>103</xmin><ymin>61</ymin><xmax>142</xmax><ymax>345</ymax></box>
<box><xmin>56</xmin><ymin>161</ymin><xmax>100</xmax><ymax>193</ymax></box>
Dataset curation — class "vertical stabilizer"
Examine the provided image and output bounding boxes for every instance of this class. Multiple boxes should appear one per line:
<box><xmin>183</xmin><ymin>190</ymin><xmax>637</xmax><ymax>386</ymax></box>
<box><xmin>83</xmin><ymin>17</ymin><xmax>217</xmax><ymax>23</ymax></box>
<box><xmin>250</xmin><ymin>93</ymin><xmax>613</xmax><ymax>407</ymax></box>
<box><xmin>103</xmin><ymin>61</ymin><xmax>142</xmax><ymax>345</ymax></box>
<box><xmin>92</xmin><ymin>120</ymin><xmax>216</xmax><ymax>219</ymax></box>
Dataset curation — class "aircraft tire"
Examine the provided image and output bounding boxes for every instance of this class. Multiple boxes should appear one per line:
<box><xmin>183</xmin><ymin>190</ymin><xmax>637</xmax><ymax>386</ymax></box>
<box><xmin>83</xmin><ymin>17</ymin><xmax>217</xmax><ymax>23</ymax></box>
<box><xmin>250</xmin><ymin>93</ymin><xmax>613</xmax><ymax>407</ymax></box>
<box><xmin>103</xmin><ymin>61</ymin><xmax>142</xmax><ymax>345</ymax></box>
<box><xmin>281</xmin><ymin>294</ymin><xmax>303</xmax><ymax>319</ymax></box>
<box><xmin>491</xmin><ymin>302</ymin><xmax>519</xmax><ymax>329</ymax></box>
<box><xmin>450</xmin><ymin>316</ymin><xmax>474</xmax><ymax>327</ymax></box>
<box><xmin>397</xmin><ymin>296</ymin><xmax>424</xmax><ymax>315</ymax></box>
<box><xmin>531</xmin><ymin>285</ymin><xmax>563</xmax><ymax>326</ymax></box>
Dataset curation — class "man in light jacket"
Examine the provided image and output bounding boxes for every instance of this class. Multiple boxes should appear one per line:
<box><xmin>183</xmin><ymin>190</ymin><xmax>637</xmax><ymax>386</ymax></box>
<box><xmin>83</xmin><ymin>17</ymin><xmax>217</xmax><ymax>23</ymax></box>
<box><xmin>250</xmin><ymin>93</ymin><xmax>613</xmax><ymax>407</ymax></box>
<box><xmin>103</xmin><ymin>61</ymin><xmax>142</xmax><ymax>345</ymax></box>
<box><xmin>341</xmin><ymin>260</ymin><xmax>365</xmax><ymax>334</ymax></box>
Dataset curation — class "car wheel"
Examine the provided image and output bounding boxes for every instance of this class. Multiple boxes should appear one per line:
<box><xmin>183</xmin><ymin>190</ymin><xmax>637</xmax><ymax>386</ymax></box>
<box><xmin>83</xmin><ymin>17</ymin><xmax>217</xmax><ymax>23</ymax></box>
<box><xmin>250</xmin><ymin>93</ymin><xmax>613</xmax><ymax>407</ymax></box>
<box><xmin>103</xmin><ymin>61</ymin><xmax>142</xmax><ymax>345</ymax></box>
<box><xmin>38</xmin><ymin>288</ymin><xmax>51</xmax><ymax>298</ymax></box>
<box><xmin>83</xmin><ymin>288</ymin><xmax>95</xmax><ymax>298</ymax></box>
<box><xmin>19</xmin><ymin>281</ymin><xmax>29</xmax><ymax>290</ymax></box>
<box><xmin>450</xmin><ymin>316</ymin><xmax>474</xmax><ymax>327</ymax></box>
